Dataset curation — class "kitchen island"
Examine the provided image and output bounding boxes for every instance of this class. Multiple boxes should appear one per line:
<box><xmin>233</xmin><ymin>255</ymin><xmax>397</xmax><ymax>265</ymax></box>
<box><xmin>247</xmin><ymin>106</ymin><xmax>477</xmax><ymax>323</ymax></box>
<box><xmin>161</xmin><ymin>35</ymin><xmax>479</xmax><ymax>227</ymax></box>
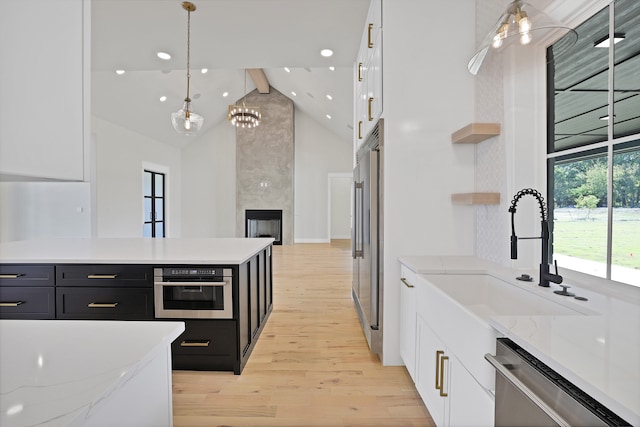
<box><xmin>0</xmin><ymin>319</ymin><xmax>184</xmax><ymax>427</ymax></box>
<box><xmin>0</xmin><ymin>238</ymin><xmax>274</xmax><ymax>374</ymax></box>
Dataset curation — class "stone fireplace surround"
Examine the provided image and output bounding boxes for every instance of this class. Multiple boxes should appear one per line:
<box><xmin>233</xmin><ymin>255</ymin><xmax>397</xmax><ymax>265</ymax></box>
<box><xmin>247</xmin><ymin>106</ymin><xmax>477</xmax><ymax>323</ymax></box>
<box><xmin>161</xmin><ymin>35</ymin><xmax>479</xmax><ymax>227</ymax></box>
<box><xmin>235</xmin><ymin>88</ymin><xmax>294</xmax><ymax>245</ymax></box>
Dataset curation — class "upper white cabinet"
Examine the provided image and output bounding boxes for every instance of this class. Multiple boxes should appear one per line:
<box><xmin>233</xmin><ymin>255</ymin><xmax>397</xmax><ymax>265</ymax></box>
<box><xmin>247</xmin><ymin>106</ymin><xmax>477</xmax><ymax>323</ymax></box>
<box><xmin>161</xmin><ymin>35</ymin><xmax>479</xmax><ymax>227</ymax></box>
<box><xmin>354</xmin><ymin>0</ymin><xmax>382</xmax><ymax>146</ymax></box>
<box><xmin>0</xmin><ymin>0</ymin><xmax>88</xmax><ymax>181</ymax></box>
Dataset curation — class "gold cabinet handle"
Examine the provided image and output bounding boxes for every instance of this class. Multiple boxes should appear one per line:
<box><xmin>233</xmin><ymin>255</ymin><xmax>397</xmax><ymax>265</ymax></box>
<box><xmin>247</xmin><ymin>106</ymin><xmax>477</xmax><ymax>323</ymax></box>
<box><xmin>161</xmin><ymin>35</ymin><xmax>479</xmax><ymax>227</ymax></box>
<box><xmin>367</xmin><ymin>23</ymin><xmax>374</xmax><ymax>48</ymax></box>
<box><xmin>357</xmin><ymin>62</ymin><xmax>363</xmax><ymax>82</ymax></box>
<box><xmin>180</xmin><ymin>340</ymin><xmax>210</xmax><ymax>347</ymax></box>
<box><xmin>439</xmin><ymin>355</ymin><xmax>449</xmax><ymax>397</ymax></box>
<box><xmin>400</xmin><ymin>278</ymin><xmax>414</xmax><ymax>288</ymax></box>
<box><xmin>435</xmin><ymin>350</ymin><xmax>444</xmax><ymax>391</ymax></box>
<box><xmin>358</xmin><ymin>121</ymin><xmax>363</xmax><ymax>139</ymax></box>
<box><xmin>87</xmin><ymin>302</ymin><xmax>119</xmax><ymax>308</ymax></box>
<box><xmin>0</xmin><ymin>301</ymin><xmax>24</xmax><ymax>307</ymax></box>
<box><xmin>87</xmin><ymin>274</ymin><xmax>118</xmax><ymax>279</ymax></box>
<box><xmin>0</xmin><ymin>274</ymin><xmax>24</xmax><ymax>279</ymax></box>
<box><xmin>368</xmin><ymin>97</ymin><xmax>374</xmax><ymax>121</ymax></box>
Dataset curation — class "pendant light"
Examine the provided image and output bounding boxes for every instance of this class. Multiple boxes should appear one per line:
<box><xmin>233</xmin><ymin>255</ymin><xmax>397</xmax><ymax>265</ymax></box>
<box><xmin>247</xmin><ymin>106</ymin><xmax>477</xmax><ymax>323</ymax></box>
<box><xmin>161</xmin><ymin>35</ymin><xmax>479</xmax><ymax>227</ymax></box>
<box><xmin>228</xmin><ymin>69</ymin><xmax>261</xmax><ymax>129</ymax></box>
<box><xmin>171</xmin><ymin>1</ymin><xmax>204</xmax><ymax>135</ymax></box>
<box><xmin>468</xmin><ymin>0</ymin><xmax>578</xmax><ymax>75</ymax></box>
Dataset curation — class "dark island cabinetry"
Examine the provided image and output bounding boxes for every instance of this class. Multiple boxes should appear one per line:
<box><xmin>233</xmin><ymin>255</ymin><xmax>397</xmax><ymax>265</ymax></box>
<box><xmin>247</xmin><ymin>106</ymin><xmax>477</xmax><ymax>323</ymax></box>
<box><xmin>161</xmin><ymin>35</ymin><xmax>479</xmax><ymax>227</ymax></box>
<box><xmin>0</xmin><ymin>265</ymin><xmax>55</xmax><ymax>319</ymax></box>
<box><xmin>55</xmin><ymin>264</ymin><xmax>153</xmax><ymax>320</ymax></box>
<box><xmin>0</xmin><ymin>243</ymin><xmax>273</xmax><ymax>375</ymax></box>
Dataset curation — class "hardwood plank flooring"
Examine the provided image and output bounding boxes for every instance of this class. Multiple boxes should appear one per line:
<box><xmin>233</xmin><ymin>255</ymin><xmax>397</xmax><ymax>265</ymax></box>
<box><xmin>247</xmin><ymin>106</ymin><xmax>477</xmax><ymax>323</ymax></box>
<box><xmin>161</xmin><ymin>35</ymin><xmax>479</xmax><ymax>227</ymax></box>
<box><xmin>172</xmin><ymin>240</ymin><xmax>434</xmax><ymax>427</ymax></box>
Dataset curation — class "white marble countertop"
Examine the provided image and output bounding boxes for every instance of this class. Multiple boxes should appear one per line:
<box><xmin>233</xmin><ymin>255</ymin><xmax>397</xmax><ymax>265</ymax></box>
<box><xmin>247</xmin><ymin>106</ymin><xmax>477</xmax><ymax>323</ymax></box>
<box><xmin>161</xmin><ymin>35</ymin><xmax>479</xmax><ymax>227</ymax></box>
<box><xmin>399</xmin><ymin>255</ymin><xmax>640</xmax><ymax>425</ymax></box>
<box><xmin>0</xmin><ymin>237</ymin><xmax>274</xmax><ymax>265</ymax></box>
<box><xmin>0</xmin><ymin>320</ymin><xmax>184</xmax><ymax>427</ymax></box>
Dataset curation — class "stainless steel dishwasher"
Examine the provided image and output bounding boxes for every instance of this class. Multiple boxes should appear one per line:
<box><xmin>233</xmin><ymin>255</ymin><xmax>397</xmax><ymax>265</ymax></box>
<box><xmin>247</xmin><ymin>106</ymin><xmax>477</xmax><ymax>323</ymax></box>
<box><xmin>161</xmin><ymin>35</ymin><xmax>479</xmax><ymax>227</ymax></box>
<box><xmin>485</xmin><ymin>338</ymin><xmax>631</xmax><ymax>427</ymax></box>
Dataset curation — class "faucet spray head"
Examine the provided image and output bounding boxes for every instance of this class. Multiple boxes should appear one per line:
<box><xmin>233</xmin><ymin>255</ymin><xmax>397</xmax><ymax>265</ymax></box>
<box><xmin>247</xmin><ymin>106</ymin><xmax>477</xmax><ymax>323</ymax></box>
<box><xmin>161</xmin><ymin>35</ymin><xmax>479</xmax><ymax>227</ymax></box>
<box><xmin>510</xmin><ymin>234</ymin><xmax>518</xmax><ymax>259</ymax></box>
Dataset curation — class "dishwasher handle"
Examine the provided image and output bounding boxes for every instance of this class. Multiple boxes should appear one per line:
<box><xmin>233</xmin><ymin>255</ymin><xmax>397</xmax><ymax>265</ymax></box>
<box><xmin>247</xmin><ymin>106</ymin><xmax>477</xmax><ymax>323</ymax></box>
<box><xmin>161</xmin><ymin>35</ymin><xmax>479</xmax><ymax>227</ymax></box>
<box><xmin>485</xmin><ymin>353</ymin><xmax>571</xmax><ymax>427</ymax></box>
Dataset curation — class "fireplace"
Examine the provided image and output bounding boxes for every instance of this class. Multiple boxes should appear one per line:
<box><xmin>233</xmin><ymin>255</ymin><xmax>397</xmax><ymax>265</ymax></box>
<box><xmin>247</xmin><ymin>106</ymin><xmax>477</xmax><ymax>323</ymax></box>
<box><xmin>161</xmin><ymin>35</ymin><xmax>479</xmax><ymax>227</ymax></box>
<box><xmin>245</xmin><ymin>209</ymin><xmax>283</xmax><ymax>245</ymax></box>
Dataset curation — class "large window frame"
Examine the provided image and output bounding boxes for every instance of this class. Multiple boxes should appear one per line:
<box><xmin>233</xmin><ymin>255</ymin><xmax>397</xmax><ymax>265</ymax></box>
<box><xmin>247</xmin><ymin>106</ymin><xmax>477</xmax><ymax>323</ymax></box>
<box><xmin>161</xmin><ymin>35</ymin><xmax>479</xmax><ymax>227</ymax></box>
<box><xmin>547</xmin><ymin>0</ymin><xmax>640</xmax><ymax>286</ymax></box>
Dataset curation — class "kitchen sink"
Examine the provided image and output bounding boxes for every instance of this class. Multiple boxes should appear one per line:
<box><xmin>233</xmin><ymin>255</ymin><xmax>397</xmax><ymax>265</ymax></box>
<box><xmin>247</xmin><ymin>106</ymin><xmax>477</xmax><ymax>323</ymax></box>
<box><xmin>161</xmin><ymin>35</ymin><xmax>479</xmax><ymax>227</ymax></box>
<box><xmin>423</xmin><ymin>273</ymin><xmax>580</xmax><ymax>322</ymax></box>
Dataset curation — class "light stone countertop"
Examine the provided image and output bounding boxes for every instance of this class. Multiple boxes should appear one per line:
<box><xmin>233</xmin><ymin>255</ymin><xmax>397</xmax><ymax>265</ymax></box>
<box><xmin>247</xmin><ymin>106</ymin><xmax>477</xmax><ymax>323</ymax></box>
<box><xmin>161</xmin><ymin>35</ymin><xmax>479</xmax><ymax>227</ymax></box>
<box><xmin>399</xmin><ymin>255</ymin><xmax>640</xmax><ymax>425</ymax></box>
<box><xmin>0</xmin><ymin>320</ymin><xmax>185</xmax><ymax>427</ymax></box>
<box><xmin>0</xmin><ymin>237</ymin><xmax>274</xmax><ymax>265</ymax></box>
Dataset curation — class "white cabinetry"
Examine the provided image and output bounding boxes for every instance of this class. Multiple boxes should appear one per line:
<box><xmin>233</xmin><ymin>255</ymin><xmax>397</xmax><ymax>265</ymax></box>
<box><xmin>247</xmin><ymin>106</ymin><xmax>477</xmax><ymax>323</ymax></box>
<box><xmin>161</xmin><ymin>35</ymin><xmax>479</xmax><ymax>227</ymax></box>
<box><xmin>399</xmin><ymin>265</ymin><xmax>418</xmax><ymax>380</ymax></box>
<box><xmin>399</xmin><ymin>262</ymin><xmax>495</xmax><ymax>427</ymax></box>
<box><xmin>0</xmin><ymin>0</ymin><xmax>87</xmax><ymax>181</ymax></box>
<box><xmin>354</xmin><ymin>0</ymin><xmax>382</xmax><ymax>146</ymax></box>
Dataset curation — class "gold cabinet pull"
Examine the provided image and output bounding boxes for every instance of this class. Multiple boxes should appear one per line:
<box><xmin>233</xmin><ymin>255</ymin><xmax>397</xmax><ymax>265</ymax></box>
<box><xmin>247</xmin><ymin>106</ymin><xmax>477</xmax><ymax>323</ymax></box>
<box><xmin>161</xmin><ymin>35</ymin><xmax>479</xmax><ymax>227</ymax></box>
<box><xmin>358</xmin><ymin>121</ymin><xmax>363</xmax><ymax>139</ymax></box>
<box><xmin>368</xmin><ymin>97</ymin><xmax>374</xmax><ymax>121</ymax></box>
<box><xmin>439</xmin><ymin>355</ymin><xmax>449</xmax><ymax>397</ymax></box>
<box><xmin>367</xmin><ymin>23</ymin><xmax>374</xmax><ymax>48</ymax></box>
<box><xmin>400</xmin><ymin>278</ymin><xmax>414</xmax><ymax>288</ymax></box>
<box><xmin>87</xmin><ymin>274</ymin><xmax>118</xmax><ymax>279</ymax></box>
<box><xmin>87</xmin><ymin>302</ymin><xmax>119</xmax><ymax>308</ymax></box>
<box><xmin>435</xmin><ymin>350</ymin><xmax>444</xmax><ymax>390</ymax></box>
<box><xmin>0</xmin><ymin>274</ymin><xmax>24</xmax><ymax>279</ymax></box>
<box><xmin>357</xmin><ymin>62</ymin><xmax>363</xmax><ymax>82</ymax></box>
<box><xmin>0</xmin><ymin>301</ymin><xmax>24</xmax><ymax>307</ymax></box>
<box><xmin>180</xmin><ymin>340</ymin><xmax>210</xmax><ymax>347</ymax></box>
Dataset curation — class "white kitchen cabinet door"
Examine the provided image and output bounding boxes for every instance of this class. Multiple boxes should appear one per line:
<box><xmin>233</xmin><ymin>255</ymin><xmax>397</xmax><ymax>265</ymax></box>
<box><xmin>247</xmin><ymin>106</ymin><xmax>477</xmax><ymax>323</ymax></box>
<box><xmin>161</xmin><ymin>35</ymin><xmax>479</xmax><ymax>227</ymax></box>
<box><xmin>0</xmin><ymin>0</ymin><xmax>87</xmax><ymax>181</ymax></box>
<box><xmin>415</xmin><ymin>313</ymin><xmax>448</xmax><ymax>427</ymax></box>
<box><xmin>447</xmin><ymin>354</ymin><xmax>495</xmax><ymax>427</ymax></box>
<box><xmin>399</xmin><ymin>266</ymin><xmax>418</xmax><ymax>381</ymax></box>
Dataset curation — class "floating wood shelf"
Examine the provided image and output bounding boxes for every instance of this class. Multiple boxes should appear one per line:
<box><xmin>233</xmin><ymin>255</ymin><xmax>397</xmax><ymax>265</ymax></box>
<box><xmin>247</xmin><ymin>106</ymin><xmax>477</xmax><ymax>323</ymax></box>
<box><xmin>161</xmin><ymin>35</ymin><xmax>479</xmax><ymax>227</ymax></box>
<box><xmin>451</xmin><ymin>123</ymin><xmax>501</xmax><ymax>144</ymax></box>
<box><xmin>451</xmin><ymin>193</ymin><xmax>501</xmax><ymax>205</ymax></box>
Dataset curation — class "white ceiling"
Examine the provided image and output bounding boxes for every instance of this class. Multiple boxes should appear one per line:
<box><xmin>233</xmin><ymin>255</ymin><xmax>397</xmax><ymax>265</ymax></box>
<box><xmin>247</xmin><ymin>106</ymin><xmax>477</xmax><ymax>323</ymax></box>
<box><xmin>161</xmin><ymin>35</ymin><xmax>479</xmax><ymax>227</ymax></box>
<box><xmin>91</xmin><ymin>0</ymin><xmax>370</xmax><ymax>147</ymax></box>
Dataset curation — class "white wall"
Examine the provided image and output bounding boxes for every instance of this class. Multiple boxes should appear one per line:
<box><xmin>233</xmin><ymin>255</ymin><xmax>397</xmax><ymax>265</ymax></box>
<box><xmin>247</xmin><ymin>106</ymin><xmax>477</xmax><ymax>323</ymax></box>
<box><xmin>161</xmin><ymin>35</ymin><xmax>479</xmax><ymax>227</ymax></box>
<box><xmin>294</xmin><ymin>110</ymin><xmax>353</xmax><ymax>242</ymax></box>
<box><xmin>92</xmin><ymin>117</ymin><xmax>182</xmax><ymax>237</ymax></box>
<box><xmin>180</xmin><ymin>108</ymin><xmax>352</xmax><ymax>242</ymax></box>
<box><xmin>381</xmin><ymin>0</ymin><xmax>477</xmax><ymax>365</ymax></box>
<box><xmin>181</xmin><ymin>121</ymin><xmax>237</xmax><ymax>238</ymax></box>
<box><xmin>0</xmin><ymin>182</ymin><xmax>91</xmax><ymax>242</ymax></box>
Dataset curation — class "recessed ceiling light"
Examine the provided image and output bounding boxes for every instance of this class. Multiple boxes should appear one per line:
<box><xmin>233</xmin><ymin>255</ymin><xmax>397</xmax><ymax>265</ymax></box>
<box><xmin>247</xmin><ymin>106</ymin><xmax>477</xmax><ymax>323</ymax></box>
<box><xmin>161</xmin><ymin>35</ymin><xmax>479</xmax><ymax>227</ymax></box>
<box><xmin>326</xmin><ymin>114</ymin><xmax>332</xmax><ymax>119</ymax></box>
<box><xmin>115</xmin><ymin>69</ymin><xmax>125</xmax><ymax>75</ymax></box>
<box><xmin>320</xmin><ymin>49</ymin><xmax>333</xmax><ymax>57</ymax></box>
<box><xmin>192</xmin><ymin>93</ymin><xmax>201</xmax><ymax>100</ymax></box>
<box><xmin>157</xmin><ymin>51</ymin><xmax>171</xmax><ymax>60</ymax></box>
<box><xmin>307</xmin><ymin>92</ymin><xmax>314</xmax><ymax>99</ymax></box>
<box><xmin>291</xmin><ymin>91</ymin><xmax>297</xmax><ymax>97</ymax></box>
<box><xmin>159</xmin><ymin>96</ymin><xmax>167</xmax><ymax>102</ymax></box>
<box><xmin>284</xmin><ymin>67</ymin><xmax>291</xmax><ymax>73</ymax></box>
<box><xmin>326</xmin><ymin>94</ymin><xmax>333</xmax><ymax>100</ymax></box>
<box><xmin>594</xmin><ymin>33</ymin><xmax>625</xmax><ymax>48</ymax></box>
<box><xmin>599</xmin><ymin>114</ymin><xmax>616</xmax><ymax>121</ymax></box>
<box><xmin>201</xmin><ymin>68</ymin><xmax>208</xmax><ymax>74</ymax></box>
<box><xmin>222</xmin><ymin>91</ymin><xmax>229</xmax><ymax>98</ymax></box>
<box><xmin>329</xmin><ymin>66</ymin><xmax>335</xmax><ymax>71</ymax></box>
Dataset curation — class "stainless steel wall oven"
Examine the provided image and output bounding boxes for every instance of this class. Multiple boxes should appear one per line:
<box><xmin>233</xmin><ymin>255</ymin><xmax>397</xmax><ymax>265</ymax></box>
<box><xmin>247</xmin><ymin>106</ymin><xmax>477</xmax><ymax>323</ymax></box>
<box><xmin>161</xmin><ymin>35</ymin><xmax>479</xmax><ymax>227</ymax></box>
<box><xmin>154</xmin><ymin>267</ymin><xmax>233</xmax><ymax>319</ymax></box>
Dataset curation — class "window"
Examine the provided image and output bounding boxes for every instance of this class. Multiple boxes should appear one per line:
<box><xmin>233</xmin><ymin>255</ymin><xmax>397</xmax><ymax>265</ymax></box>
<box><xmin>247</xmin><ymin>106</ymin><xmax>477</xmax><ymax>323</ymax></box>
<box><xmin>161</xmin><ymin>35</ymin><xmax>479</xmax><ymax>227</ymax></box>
<box><xmin>143</xmin><ymin>170</ymin><xmax>165</xmax><ymax>237</ymax></box>
<box><xmin>547</xmin><ymin>0</ymin><xmax>640</xmax><ymax>287</ymax></box>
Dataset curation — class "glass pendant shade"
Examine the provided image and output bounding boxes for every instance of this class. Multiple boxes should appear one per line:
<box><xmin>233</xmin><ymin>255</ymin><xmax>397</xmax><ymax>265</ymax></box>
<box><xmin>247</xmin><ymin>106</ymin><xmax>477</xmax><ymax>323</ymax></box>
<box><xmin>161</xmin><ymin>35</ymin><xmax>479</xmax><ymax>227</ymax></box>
<box><xmin>171</xmin><ymin>99</ymin><xmax>204</xmax><ymax>135</ymax></box>
<box><xmin>468</xmin><ymin>0</ymin><xmax>578</xmax><ymax>75</ymax></box>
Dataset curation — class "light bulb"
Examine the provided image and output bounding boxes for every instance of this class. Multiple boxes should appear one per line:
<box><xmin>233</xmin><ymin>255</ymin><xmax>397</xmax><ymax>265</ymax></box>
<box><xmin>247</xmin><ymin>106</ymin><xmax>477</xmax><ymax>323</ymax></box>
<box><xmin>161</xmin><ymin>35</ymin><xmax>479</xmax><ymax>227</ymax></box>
<box><xmin>492</xmin><ymin>34</ymin><xmax>503</xmax><ymax>49</ymax></box>
<box><xmin>520</xmin><ymin>32</ymin><xmax>532</xmax><ymax>45</ymax></box>
<box><xmin>184</xmin><ymin>118</ymin><xmax>191</xmax><ymax>130</ymax></box>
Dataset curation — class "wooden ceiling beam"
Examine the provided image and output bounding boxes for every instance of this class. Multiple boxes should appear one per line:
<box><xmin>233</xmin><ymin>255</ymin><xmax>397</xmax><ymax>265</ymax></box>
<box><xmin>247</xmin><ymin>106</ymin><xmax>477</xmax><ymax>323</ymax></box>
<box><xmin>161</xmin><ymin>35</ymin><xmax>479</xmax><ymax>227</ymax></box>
<box><xmin>247</xmin><ymin>68</ymin><xmax>270</xmax><ymax>94</ymax></box>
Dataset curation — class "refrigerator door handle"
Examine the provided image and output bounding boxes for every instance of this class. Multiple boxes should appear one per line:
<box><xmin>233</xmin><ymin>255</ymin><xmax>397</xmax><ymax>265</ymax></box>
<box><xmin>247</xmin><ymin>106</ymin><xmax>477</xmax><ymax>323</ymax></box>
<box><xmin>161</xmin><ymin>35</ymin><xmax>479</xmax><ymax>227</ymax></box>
<box><xmin>353</xmin><ymin>181</ymin><xmax>364</xmax><ymax>258</ymax></box>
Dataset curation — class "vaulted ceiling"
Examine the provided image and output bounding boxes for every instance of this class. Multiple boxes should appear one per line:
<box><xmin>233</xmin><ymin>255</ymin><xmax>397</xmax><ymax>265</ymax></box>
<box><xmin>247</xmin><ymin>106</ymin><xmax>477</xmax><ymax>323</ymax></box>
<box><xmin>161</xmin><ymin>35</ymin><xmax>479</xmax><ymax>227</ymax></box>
<box><xmin>91</xmin><ymin>0</ymin><xmax>370</xmax><ymax>147</ymax></box>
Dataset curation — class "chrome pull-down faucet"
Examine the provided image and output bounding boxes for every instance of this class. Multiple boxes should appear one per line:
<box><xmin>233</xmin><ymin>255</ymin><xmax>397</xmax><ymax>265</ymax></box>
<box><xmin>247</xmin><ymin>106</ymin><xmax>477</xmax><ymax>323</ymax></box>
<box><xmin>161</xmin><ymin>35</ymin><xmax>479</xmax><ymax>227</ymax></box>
<box><xmin>508</xmin><ymin>188</ymin><xmax>563</xmax><ymax>287</ymax></box>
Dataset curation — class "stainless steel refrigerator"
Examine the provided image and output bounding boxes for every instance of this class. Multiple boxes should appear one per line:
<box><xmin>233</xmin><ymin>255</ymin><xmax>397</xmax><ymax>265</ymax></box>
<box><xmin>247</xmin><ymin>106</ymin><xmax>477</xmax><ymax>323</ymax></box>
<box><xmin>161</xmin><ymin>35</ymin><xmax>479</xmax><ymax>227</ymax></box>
<box><xmin>352</xmin><ymin>119</ymin><xmax>383</xmax><ymax>356</ymax></box>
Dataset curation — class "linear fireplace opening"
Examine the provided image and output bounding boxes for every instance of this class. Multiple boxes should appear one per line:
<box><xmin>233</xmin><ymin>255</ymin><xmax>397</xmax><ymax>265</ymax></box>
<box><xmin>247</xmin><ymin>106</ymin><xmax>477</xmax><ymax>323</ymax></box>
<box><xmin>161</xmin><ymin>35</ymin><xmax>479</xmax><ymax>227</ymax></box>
<box><xmin>245</xmin><ymin>209</ymin><xmax>283</xmax><ymax>245</ymax></box>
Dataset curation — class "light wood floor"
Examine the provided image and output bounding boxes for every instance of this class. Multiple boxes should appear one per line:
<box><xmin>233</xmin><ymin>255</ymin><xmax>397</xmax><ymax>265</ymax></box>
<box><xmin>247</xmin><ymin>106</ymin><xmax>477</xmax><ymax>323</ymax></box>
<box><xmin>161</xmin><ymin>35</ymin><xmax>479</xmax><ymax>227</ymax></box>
<box><xmin>172</xmin><ymin>240</ymin><xmax>434</xmax><ymax>427</ymax></box>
